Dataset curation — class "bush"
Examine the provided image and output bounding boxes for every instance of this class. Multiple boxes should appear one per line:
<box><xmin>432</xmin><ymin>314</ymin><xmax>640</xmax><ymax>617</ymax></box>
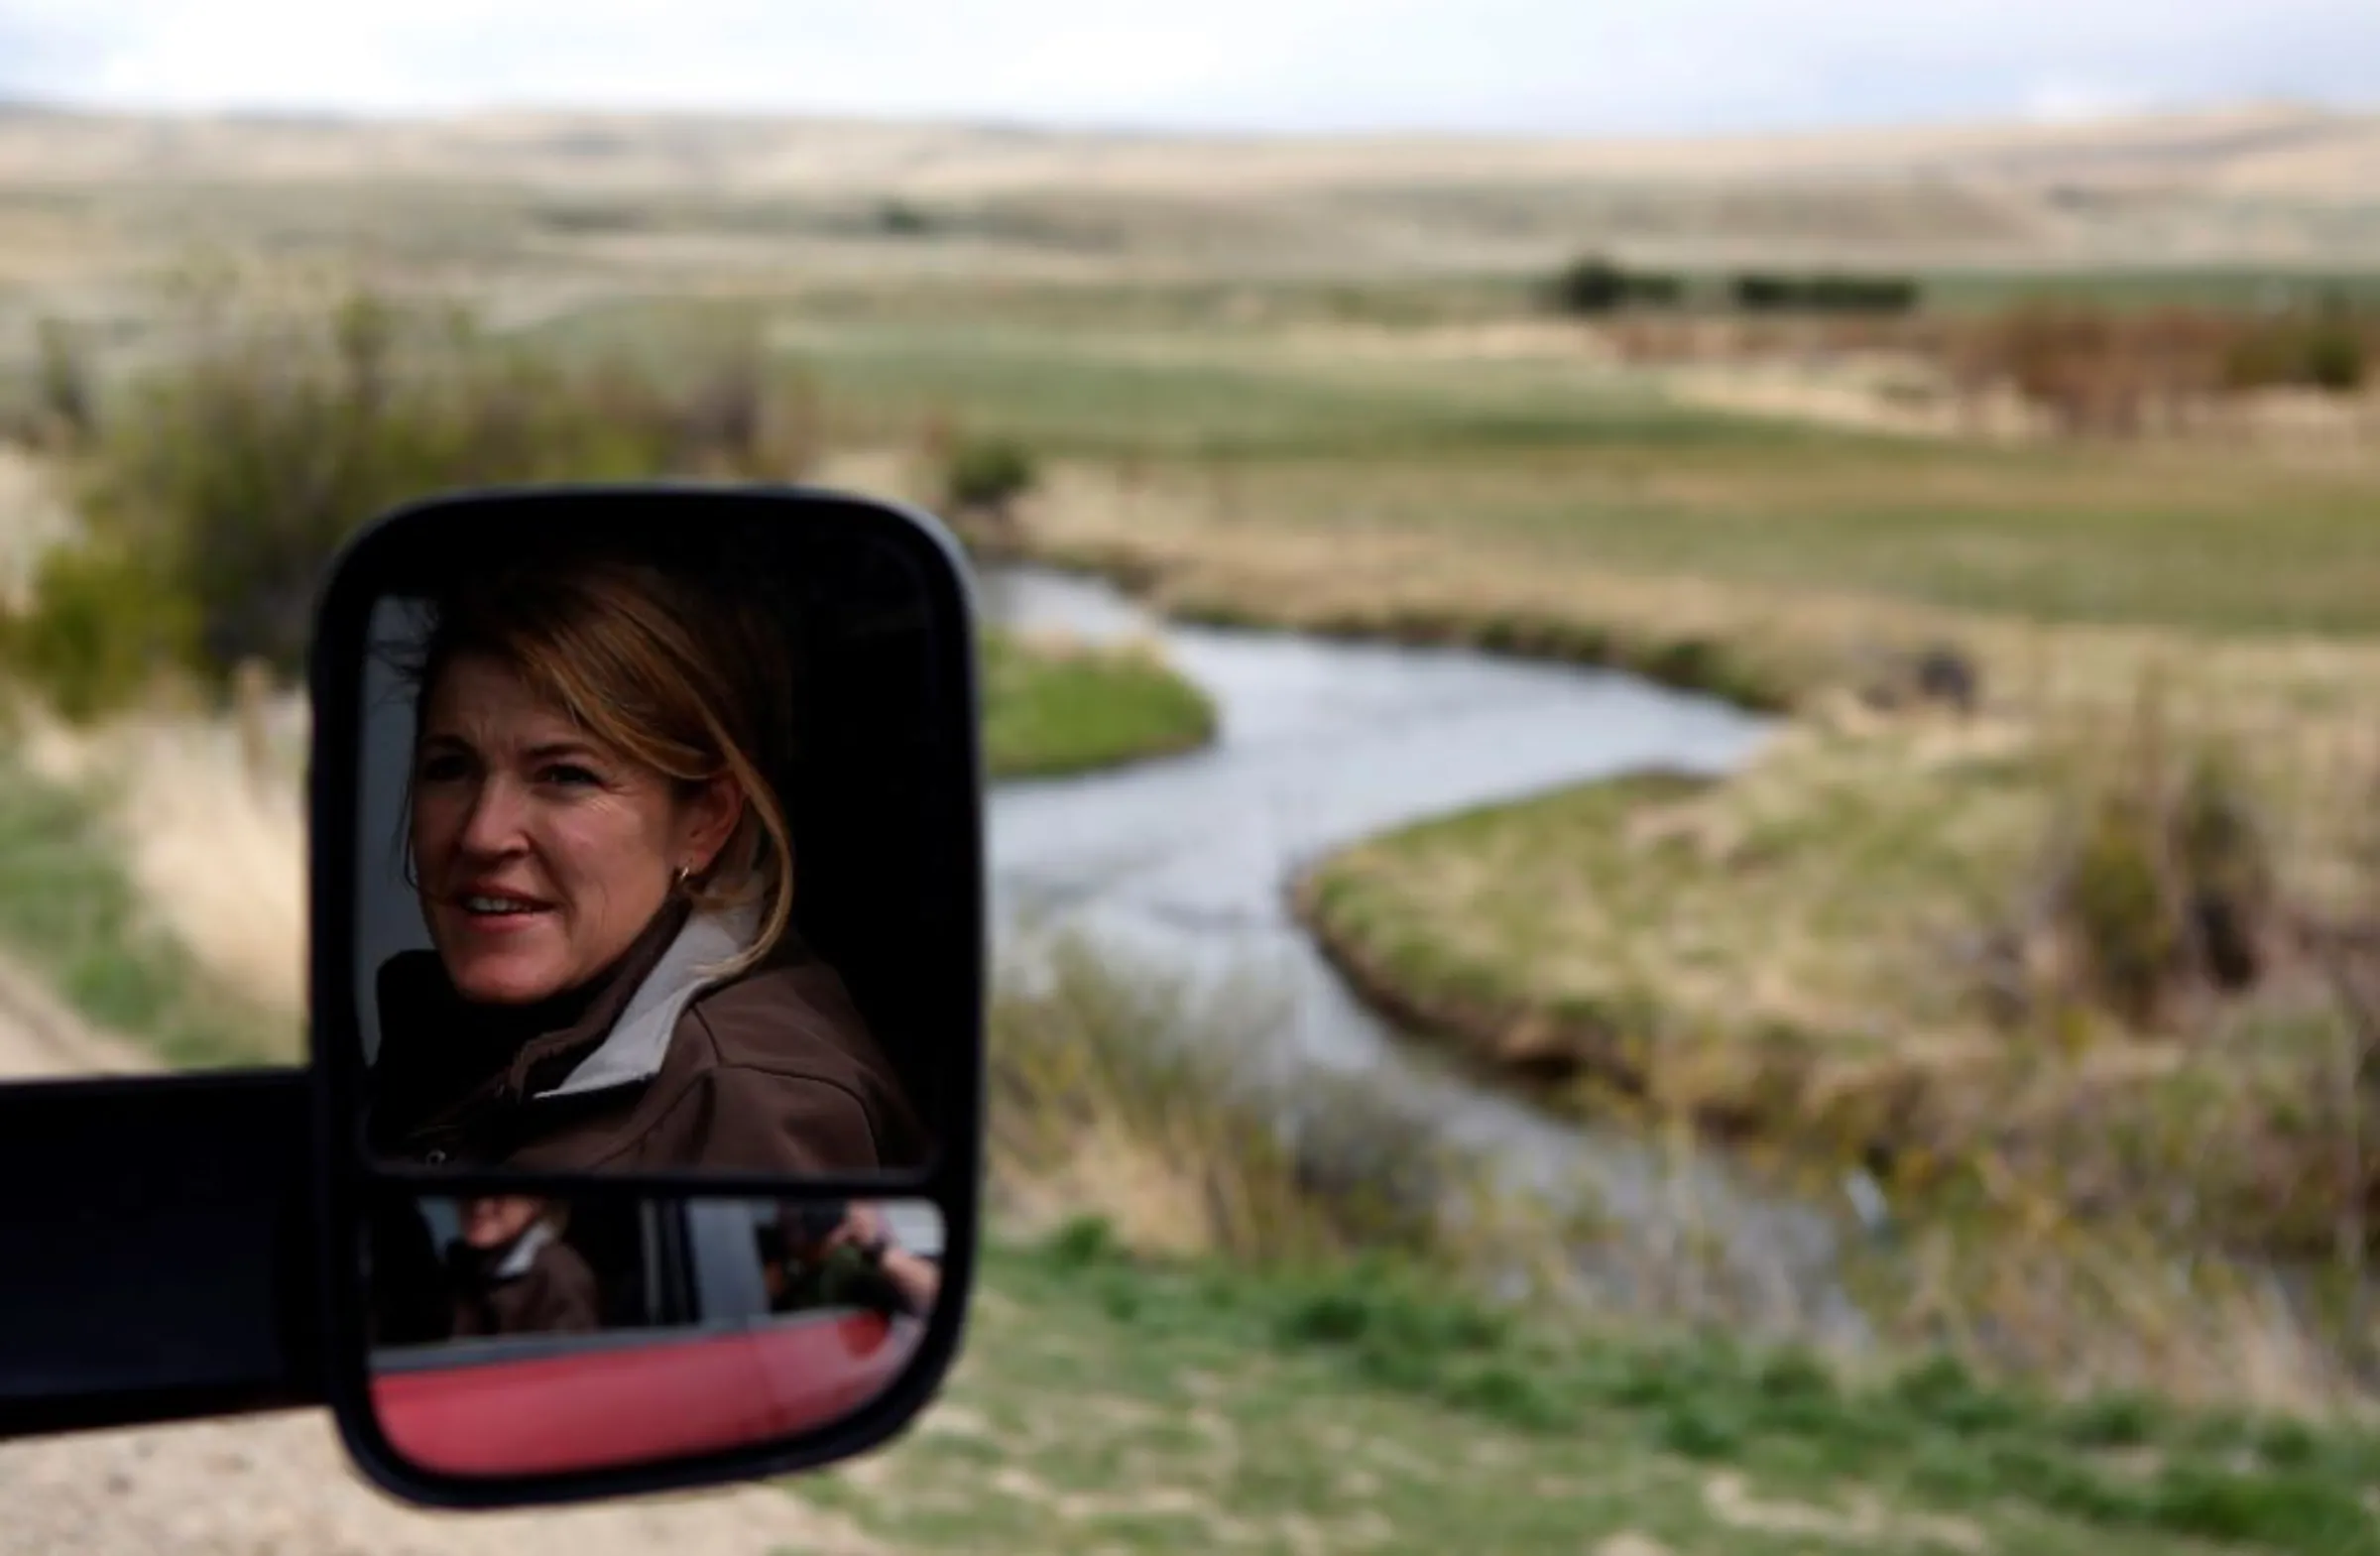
<box><xmin>32</xmin><ymin>315</ymin><xmax>97</xmax><ymax>446</ymax></box>
<box><xmin>1951</xmin><ymin>299</ymin><xmax>2370</xmax><ymax>436</ymax></box>
<box><xmin>1552</xmin><ymin>256</ymin><xmax>1686</xmax><ymax>315</ymax></box>
<box><xmin>1622</xmin><ymin>272</ymin><xmax>1686</xmax><ymax>307</ymax></box>
<box><xmin>0</xmin><ymin>540</ymin><xmax>197</xmax><ymax>723</ymax></box>
<box><xmin>67</xmin><ymin>283</ymin><xmax>827</xmax><ymax>684</ymax></box>
<box><xmin>1811</xmin><ymin>274</ymin><xmax>1920</xmax><ymax>313</ymax></box>
<box><xmin>944</xmin><ymin>435</ymin><xmax>1037</xmax><ymax>520</ymax></box>
<box><xmin>1730</xmin><ymin>272</ymin><xmax>1919</xmax><ymax>314</ymax></box>
<box><xmin>1989</xmin><ymin>695</ymin><xmax>2279</xmax><ymax>1034</ymax></box>
<box><xmin>2226</xmin><ymin>316</ymin><xmax>2368</xmax><ymax>394</ymax></box>
<box><xmin>877</xmin><ymin>199</ymin><xmax>933</xmax><ymax>236</ymax></box>
<box><xmin>2069</xmin><ymin>789</ymin><xmax>2185</xmax><ymax>1028</ymax></box>
<box><xmin>1971</xmin><ymin>302</ymin><xmax>2157</xmax><ymax>436</ymax></box>
<box><xmin>1554</xmin><ymin>256</ymin><xmax>1627</xmax><ymax>313</ymax></box>
<box><xmin>1732</xmin><ymin>274</ymin><xmax>1791</xmax><ymax>312</ymax></box>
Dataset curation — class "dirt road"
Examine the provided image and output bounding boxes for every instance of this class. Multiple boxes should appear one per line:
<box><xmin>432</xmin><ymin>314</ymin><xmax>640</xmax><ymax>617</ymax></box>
<box><xmin>0</xmin><ymin>954</ymin><xmax>889</xmax><ymax>1556</ymax></box>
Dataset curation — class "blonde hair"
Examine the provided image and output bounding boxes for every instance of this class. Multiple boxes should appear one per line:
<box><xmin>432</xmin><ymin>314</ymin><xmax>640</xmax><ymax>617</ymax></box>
<box><xmin>401</xmin><ymin>546</ymin><xmax>797</xmax><ymax>983</ymax></box>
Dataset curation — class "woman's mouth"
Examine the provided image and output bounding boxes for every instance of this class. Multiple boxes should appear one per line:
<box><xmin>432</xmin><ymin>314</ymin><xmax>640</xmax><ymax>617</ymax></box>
<box><xmin>450</xmin><ymin>892</ymin><xmax>553</xmax><ymax>922</ymax></box>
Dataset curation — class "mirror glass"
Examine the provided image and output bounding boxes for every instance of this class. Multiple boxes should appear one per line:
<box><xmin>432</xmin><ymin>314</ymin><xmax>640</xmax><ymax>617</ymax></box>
<box><xmin>323</xmin><ymin>490</ymin><xmax>977</xmax><ymax>1185</ymax></box>
<box><xmin>364</xmin><ymin>1191</ymin><xmax>945</xmax><ymax>1479</ymax></box>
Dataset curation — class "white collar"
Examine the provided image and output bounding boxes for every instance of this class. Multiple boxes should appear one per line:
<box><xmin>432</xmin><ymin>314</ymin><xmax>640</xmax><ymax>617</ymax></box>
<box><xmin>532</xmin><ymin>905</ymin><xmax>761</xmax><ymax>1101</ymax></box>
<box><xmin>491</xmin><ymin>1218</ymin><xmax>555</xmax><ymax>1280</ymax></box>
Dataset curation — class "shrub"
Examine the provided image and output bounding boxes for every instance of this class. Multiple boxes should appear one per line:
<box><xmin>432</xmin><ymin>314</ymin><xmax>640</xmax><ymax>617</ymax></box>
<box><xmin>1728</xmin><ymin>272</ymin><xmax>1918</xmax><ymax>314</ymax></box>
<box><xmin>1732</xmin><ymin>274</ymin><xmax>1794</xmax><ymax>312</ymax></box>
<box><xmin>0</xmin><ymin>539</ymin><xmax>197</xmax><ymax>723</ymax></box>
<box><xmin>2300</xmin><ymin>323</ymin><xmax>2367</xmax><ymax>392</ymax></box>
<box><xmin>877</xmin><ymin>199</ymin><xmax>933</xmax><ymax>236</ymax></box>
<box><xmin>32</xmin><ymin>315</ymin><xmax>97</xmax><ymax>447</ymax></box>
<box><xmin>1808</xmin><ymin>274</ymin><xmax>1920</xmax><ymax>313</ymax></box>
<box><xmin>1972</xmin><ymin>302</ymin><xmax>2156</xmax><ymax>436</ymax></box>
<box><xmin>67</xmin><ymin>282</ymin><xmax>827</xmax><ymax>684</ymax></box>
<box><xmin>1951</xmin><ymin>299</ymin><xmax>2371</xmax><ymax>436</ymax></box>
<box><xmin>943</xmin><ymin>434</ymin><xmax>1037</xmax><ymax>520</ymax></box>
<box><xmin>1551</xmin><ymin>256</ymin><xmax>1686</xmax><ymax>315</ymax></box>
<box><xmin>666</xmin><ymin>336</ymin><xmax>827</xmax><ymax>480</ymax></box>
<box><xmin>2223</xmin><ymin>312</ymin><xmax>2367</xmax><ymax>395</ymax></box>
<box><xmin>1621</xmin><ymin>271</ymin><xmax>1686</xmax><ymax>307</ymax></box>
<box><xmin>1989</xmin><ymin>691</ymin><xmax>2279</xmax><ymax>1034</ymax></box>
<box><xmin>2069</xmin><ymin>789</ymin><xmax>2185</xmax><ymax>1028</ymax></box>
<box><xmin>1553</xmin><ymin>256</ymin><xmax>1627</xmax><ymax>313</ymax></box>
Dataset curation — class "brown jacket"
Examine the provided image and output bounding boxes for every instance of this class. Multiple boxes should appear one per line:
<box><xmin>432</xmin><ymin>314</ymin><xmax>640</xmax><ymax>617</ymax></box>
<box><xmin>369</xmin><ymin>900</ymin><xmax>932</xmax><ymax>1176</ymax></box>
<box><xmin>448</xmin><ymin>1226</ymin><xmax>603</xmax><ymax>1338</ymax></box>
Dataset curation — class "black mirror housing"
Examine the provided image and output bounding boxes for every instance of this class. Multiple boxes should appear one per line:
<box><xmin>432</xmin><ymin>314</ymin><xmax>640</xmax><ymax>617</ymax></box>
<box><xmin>306</xmin><ymin>482</ymin><xmax>985</xmax><ymax>1506</ymax></box>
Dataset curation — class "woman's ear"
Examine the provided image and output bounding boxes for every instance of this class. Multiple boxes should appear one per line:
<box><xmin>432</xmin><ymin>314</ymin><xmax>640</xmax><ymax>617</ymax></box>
<box><xmin>679</xmin><ymin>775</ymin><xmax>747</xmax><ymax>876</ymax></box>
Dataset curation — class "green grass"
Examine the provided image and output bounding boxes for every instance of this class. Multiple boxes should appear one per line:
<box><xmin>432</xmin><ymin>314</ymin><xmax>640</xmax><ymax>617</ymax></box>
<box><xmin>799</xmin><ymin>1225</ymin><xmax>2380</xmax><ymax>1555</ymax></box>
<box><xmin>534</xmin><ymin>295</ymin><xmax>2380</xmax><ymax>640</ymax></box>
<box><xmin>752</xmin><ymin>311</ymin><xmax>2380</xmax><ymax>639</ymax></box>
<box><xmin>983</xmin><ymin>631</ymin><xmax>1217</xmax><ymax>780</ymax></box>
<box><xmin>1289</xmin><ymin>717</ymin><xmax>2378</xmax><ymax>1263</ymax></box>
<box><xmin>0</xmin><ymin>755</ymin><xmax>290</xmax><ymax>1068</ymax></box>
<box><xmin>1916</xmin><ymin>264</ymin><xmax>2380</xmax><ymax>315</ymax></box>
<box><xmin>1172</xmin><ymin>442</ymin><xmax>2380</xmax><ymax>640</ymax></box>
<box><xmin>529</xmin><ymin>299</ymin><xmax>1843</xmax><ymax>462</ymax></box>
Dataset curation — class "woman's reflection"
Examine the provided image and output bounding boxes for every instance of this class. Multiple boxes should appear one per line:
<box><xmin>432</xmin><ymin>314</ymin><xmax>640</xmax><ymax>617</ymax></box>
<box><xmin>366</xmin><ymin>549</ymin><xmax>930</xmax><ymax>1178</ymax></box>
<box><xmin>759</xmin><ymin>1202</ymin><xmax>940</xmax><ymax>1320</ymax></box>
<box><xmin>445</xmin><ymin>1195</ymin><xmax>601</xmax><ymax>1338</ymax></box>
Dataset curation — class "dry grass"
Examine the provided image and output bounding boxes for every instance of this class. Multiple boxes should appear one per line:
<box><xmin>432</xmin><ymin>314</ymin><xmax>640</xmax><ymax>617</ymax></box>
<box><xmin>0</xmin><ymin>447</ymin><xmax>73</xmax><ymax>613</ymax></box>
<box><xmin>988</xmin><ymin>934</ymin><xmax>1480</xmax><ymax>1268</ymax></box>
<box><xmin>16</xmin><ymin>687</ymin><xmax>308</xmax><ymax>1029</ymax></box>
<box><xmin>1292</xmin><ymin>688</ymin><xmax>2380</xmax><ymax>1255</ymax></box>
<box><xmin>984</xmin><ymin>930</ymin><xmax>2379</xmax><ymax>1416</ymax></box>
<box><xmin>993</xmin><ymin>453</ymin><xmax>2380</xmax><ymax>714</ymax></box>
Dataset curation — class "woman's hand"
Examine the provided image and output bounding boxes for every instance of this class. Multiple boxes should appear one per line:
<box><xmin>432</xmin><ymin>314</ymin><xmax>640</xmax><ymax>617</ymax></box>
<box><xmin>821</xmin><ymin>1202</ymin><xmax>891</xmax><ymax>1261</ymax></box>
<box><xmin>820</xmin><ymin>1202</ymin><xmax>941</xmax><ymax>1315</ymax></box>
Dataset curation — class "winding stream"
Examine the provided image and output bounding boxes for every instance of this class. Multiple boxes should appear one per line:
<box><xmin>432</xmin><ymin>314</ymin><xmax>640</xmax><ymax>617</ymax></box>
<box><xmin>980</xmin><ymin>564</ymin><xmax>1873</xmax><ymax>1342</ymax></box>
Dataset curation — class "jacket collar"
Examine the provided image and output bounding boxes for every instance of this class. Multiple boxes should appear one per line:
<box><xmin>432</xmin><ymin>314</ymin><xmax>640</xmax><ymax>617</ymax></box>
<box><xmin>532</xmin><ymin>902</ymin><xmax>763</xmax><ymax>1101</ymax></box>
<box><xmin>373</xmin><ymin>897</ymin><xmax>765</xmax><ymax>1116</ymax></box>
<box><xmin>492</xmin><ymin>1218</ymin><xmax>555</xmax><ymax>1280</ymax></box>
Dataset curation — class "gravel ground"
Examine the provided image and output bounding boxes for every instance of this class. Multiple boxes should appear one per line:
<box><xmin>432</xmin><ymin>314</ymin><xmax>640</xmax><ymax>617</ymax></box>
<box><xmin>0</xmin><ymin>1412</ymin><xmax>885</xmax><ymax>1556</ymax></box>
<box><xmin>0</xmin><ymin>954</ymin><xmax>891</xmax><ymax>1556</ymax></box>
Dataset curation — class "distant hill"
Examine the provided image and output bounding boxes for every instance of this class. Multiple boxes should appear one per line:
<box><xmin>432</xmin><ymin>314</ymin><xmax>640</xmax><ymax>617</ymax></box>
<box><xmin>0</xmin><ymin>100</ymin><xmax>2373</xmax><ymax>200</ymax></box>
<box><xmin>0</xmin><ymin>101</ymin><xmax>2375</xmax><ymax>282</ymax></box>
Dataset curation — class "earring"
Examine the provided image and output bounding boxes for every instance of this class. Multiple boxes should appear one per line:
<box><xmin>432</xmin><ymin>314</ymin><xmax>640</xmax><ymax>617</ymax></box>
<box><xmin>672</xmin><ymin>863</ymin><xmax>691</xmax><ymax>890</ymax></box>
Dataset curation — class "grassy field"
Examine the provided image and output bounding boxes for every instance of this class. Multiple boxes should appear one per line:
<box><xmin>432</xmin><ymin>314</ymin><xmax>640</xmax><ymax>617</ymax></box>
<box><xmin>13</xmin><ymin>259</ymin><xmax>2380</xmax><ymax>1257</ymax></box>
<box><xmin>0</xmin><ymin>752</ymin><xmax>293</xmax><ymax>1067</ymax></box>
<box><xmin>1289</xmin><ymin>748</ymin><xmax>2352</xmax><ymax>1250</ymax></box>
<box><xmin>7</xmin><ymin>107</ymin><xmax>2380</xmax><ymax>1543</ymax></box>
<box><xmin>804</xmin><ymin>1225</ymin><xmax>2380</xmax><ymax>1556</ymax></box>
<box><xmin>982</xmin><ymin>631</ymin><xmax>1217</xmax><ymax>780</ymax></box>
<box><xmin>760</xmin><ymin>305</ymin><xmax>2380</xmax><ymax>1273</ymax></box>
<box><xmin>746</xmin><ymin>310</ymin><xmax>2380</xmax><ymax>636</ymax></box>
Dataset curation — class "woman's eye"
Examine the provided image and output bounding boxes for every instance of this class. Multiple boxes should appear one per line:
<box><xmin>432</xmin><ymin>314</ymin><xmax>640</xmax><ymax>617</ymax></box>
<box><xmin>417</xmin><ymin>754</ymin><xmax>469</xmax><ymax>782</ymax></box>
<box><xmin>542</xmin><ymin>764</ymin><xmax>602</xmax><ymax>787</ymax></box>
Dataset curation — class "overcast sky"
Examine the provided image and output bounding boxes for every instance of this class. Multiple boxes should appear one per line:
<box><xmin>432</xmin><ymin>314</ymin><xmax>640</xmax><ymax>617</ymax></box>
<box><xmin>1</xmin><ymin>0</ymin><xmax>2374</xmax><ymax>135</ymax></box>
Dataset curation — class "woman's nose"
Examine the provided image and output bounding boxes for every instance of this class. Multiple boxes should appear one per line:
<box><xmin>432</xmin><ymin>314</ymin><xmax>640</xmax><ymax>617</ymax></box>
<box><xmin>457</xmin><ymin>778</ymin><xmax>531</xmax><ymax>854</ymax></box>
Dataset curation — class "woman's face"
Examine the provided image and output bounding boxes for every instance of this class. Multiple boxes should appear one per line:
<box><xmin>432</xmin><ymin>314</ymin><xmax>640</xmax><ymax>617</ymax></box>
<box><xmin>458</xmin><ymin>1195</ymin><xmax>544</xmax><ymax>1251</ymax></box>
<box><xmin>411</xmin><ymin>654</ymin><xmax>740</xmax><ymax>1006</ymax></box>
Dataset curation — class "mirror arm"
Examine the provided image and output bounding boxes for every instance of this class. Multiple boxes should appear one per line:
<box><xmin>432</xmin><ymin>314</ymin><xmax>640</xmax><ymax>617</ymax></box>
<box><xmin>0</xmin><ymin>1071</ymin><xmax>323</xmax><ymax>1440</ymax></box>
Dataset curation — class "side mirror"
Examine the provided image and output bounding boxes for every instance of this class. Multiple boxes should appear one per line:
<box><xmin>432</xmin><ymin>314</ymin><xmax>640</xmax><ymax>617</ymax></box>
<box><xmin>310</xmin><ymin>483</ymin><xmax>983</xmax><ymax>1505</ymax></box>
<box><xmin>0</xmin><ymin>482</ymin><xmax>983</xmax><ymax>1510</ymax></box>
